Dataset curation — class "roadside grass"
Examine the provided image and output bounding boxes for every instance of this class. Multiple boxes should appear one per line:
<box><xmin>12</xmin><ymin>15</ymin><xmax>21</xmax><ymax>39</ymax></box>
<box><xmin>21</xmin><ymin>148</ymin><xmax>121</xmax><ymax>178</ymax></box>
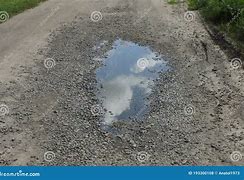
<box><xmin>167</xmin><ymin>0</ymin><xmax>178</xmax><ymax>4</ymax></box>
<box><xmin>187</xmin><ymin>0</ymin><xmax>244</xmax><ymax>43</ymax></box>
<box><xmin>0</xmin><ymin>0</ymin><xmax>46</xmax><ymax>18</ymax></box>
<box><xmin>167</xmin><ymin>0</ymin><xmax>184</xmax><ymax>5</ymax></box>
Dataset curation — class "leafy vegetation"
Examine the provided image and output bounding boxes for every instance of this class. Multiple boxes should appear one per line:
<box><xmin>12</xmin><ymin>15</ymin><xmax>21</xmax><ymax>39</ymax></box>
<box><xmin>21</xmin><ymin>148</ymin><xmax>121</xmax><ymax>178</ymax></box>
<box><xmin>168</xmin><ymin>0</ymin><xmax>178</xmax><ymax>4</ymax></box>
<box><xmin>188</xmin><ymin>0</ymin><xmax>244</xmax><ymax>42</ymax></box>
<box><xmin>0</xmin><ymin>0</ymin><xmax>46</xmax><ymax>18</ymax></box>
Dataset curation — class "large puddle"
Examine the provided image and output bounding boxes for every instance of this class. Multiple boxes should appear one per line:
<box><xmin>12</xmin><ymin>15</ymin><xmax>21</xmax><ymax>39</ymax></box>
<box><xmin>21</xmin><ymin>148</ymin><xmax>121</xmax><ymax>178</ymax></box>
<box><xmin>95</xmin><ymin>39</ymin><xmax>169</xmax><ymax>125</ymax></box>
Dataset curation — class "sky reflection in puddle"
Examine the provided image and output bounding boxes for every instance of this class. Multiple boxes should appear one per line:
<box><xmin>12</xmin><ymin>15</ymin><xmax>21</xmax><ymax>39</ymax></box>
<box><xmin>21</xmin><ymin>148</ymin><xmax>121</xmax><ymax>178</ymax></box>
<box><xmin>96</xmin><ymin>39</ymin><xmax>169</xmax><ymax>125</ymax></box>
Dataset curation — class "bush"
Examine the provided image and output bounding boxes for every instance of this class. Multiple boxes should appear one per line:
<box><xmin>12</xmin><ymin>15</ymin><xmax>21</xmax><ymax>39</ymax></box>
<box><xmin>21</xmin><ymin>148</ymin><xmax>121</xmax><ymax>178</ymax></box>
<box><xmin>188</xmin><ymin>0</ymin><xmax>244</xmax><ymax>42</ymax></box>
<box><xmin>188</xmin><ymin>0</ymin><xmax>208</xmax><ymax>10</ymax></box>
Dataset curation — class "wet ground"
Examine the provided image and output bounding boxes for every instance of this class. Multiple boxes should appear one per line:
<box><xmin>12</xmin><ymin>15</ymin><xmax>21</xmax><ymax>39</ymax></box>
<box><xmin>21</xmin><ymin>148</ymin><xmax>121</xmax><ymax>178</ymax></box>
<box><xmin>95</xmin><ymin>39</ymin><xmax>169</xmax><ymax>126</ymax></box>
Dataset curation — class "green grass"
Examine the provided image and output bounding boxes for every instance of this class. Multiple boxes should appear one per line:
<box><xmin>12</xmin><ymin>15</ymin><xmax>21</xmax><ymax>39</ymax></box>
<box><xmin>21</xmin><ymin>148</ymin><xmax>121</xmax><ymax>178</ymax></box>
<box><xmin>187</xmin><ymin>0</ymin><xmax>244</xmax><ymax>42</ymax></box>
<box><xmin>167</xmin><ymin>0</ymin><xmax>185</xmax><ymax>5</ymax></box>
<box><xmin>167</xmin><ymin>0</ymin><xmax>178</xmax><ymax>4</ymax></box>
<box><xmin>0</xmin><ymin>0</ymin><xmax>46</xmax><ymax>18</ymax></box>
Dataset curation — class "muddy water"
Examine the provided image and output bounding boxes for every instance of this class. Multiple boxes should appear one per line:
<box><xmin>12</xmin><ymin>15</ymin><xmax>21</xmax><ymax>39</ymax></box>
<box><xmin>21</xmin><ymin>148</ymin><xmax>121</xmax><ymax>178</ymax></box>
<box><xmin>96</xmin><ymin>39</ymin><xmax>169</xmax><ymax>125</ymax></box>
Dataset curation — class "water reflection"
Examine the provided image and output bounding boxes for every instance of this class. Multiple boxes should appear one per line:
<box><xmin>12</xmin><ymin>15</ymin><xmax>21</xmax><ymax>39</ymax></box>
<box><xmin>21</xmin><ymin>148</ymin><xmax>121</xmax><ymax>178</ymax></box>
<box><xmin>96</xmin><ymin>39</ymin><xmax>169</xmax><ymax>125</ymax></box>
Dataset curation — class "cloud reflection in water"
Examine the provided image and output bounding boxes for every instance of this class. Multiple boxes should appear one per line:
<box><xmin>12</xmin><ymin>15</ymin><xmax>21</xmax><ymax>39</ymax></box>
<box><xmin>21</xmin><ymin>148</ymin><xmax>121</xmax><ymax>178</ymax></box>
<box><xmin>96</xmin><ymin>39</ymin><xmax>169</xmax><ymax>125</ymax></box>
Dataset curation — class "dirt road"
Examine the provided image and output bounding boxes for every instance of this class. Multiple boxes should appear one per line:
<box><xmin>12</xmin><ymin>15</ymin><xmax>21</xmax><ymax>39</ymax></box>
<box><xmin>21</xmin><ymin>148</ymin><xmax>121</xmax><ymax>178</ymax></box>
<box><xmin>0</xmin><ymin>0</ymin><xmax>243</xmax><ymax>165</ymax></box>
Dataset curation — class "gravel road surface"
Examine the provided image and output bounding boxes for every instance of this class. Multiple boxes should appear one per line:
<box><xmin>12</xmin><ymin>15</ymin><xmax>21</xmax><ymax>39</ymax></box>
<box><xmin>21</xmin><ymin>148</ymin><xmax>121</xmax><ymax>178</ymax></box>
<box><xmin>0</xmin><ymin>0</ymin><xmax>243</xmax><ymax>165</ymax></box>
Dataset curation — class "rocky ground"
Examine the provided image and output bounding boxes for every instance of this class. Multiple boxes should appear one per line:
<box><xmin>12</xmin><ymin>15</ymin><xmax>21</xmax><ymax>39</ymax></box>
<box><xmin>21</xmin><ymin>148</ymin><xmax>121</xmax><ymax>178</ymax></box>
<box><xmin>0</xmin><ymin>0</ymin><xmax>243</xmax><ymax>165</ymax></box>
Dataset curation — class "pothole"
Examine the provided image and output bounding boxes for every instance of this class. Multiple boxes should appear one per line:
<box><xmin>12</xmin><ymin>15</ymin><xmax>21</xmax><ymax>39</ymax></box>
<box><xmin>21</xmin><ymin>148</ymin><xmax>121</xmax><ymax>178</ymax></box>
<box><xmin>95</xmin><ymin>39</ymin><xmax>170</xmax><ymax>126</ymax></box>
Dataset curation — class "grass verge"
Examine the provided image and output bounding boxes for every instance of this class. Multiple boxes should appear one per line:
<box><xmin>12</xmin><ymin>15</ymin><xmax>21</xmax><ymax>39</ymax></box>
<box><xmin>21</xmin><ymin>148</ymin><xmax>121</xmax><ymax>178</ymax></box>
<box><xmin>0</xmin><ymin>0</ymin><xmax>47</xmax><ymax>19</ymax></box>
<box><xmin>187</xmin><ymin>0</ymin><xmax>244</xmax><ymax>43</ymax></box>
